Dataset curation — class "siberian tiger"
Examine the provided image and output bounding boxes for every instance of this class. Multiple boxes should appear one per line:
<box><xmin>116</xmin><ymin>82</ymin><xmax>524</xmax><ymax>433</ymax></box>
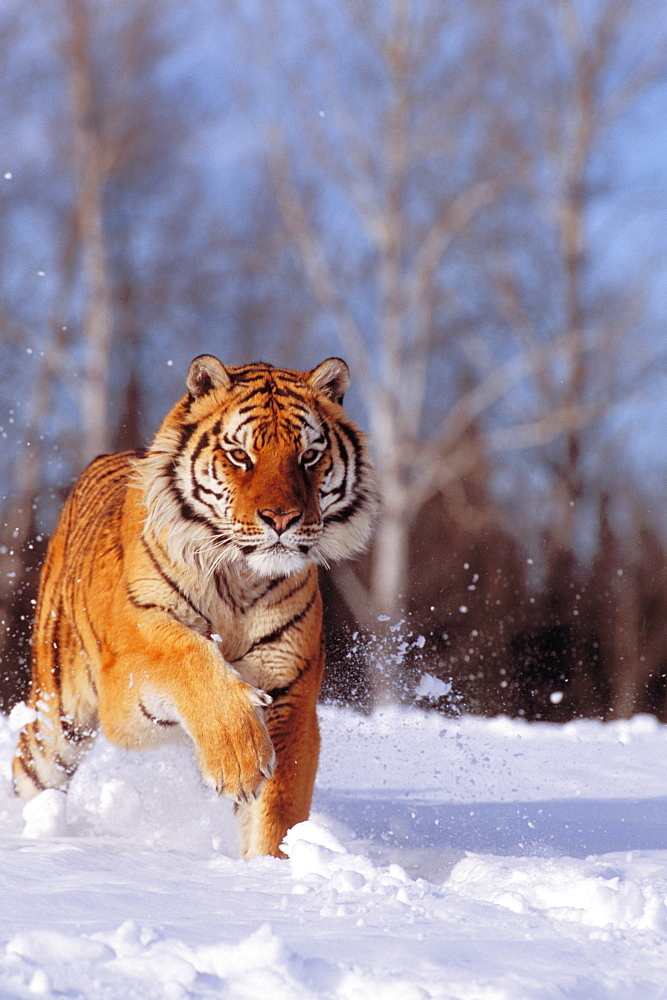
<box><xmin>13</xmin><ymin>355</ymin><xmax>377</xmax><ymax>858</ymax></box>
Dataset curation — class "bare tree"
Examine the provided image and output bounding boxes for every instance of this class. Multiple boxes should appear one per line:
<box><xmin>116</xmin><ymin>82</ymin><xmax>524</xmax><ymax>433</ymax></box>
<box><xmin>0</xmin><ymin>0</ymin><xmax>240</xmax><ymax>703</ymax></box>
<box><xmin>63</xmin><ymin>0</ymin><xmax>115</xmax><ymax>461</ymax></box>
<box><xmin>3</xmin><ymin>0</ymin><xmax>666</xmax><ymax>718</ymax></box>
<box><xmin>268</xmin><ymin>0</ymin><xmax>604</xmax><ymax>700</ymax></box>
<box><xmin>488</xmin><ymin>0</ymin><xmax>667</xmax><ymax>553</ymax></box>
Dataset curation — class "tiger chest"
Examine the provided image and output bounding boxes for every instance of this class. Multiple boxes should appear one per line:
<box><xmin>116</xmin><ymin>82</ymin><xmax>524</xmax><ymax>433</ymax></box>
<box><xmin>205</xmin><ymin>571</ymin><xmax>322</xmax><ymax>693</ymax></box>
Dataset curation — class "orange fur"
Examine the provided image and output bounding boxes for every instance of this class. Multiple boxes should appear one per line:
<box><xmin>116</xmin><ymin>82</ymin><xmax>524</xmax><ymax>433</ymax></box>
<box><xmin>13</xmin><ymin>356</ymin><xmax>376</xmax><ymax>858</ymax></box>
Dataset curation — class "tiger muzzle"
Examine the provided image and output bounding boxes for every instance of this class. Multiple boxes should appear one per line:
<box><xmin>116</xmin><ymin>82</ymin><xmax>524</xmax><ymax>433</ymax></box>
<box><xmin>258</xmin><ymin>508</ymin><xmax>303</xmax><ymax>536</ymax></box>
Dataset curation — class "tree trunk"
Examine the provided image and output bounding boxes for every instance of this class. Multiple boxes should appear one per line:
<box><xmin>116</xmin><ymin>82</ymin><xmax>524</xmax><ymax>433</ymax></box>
<box><xmin>66</xmin><ymin>0</ymin><xmax>114</xmax><ymax>464</ymax></box>
<box><xmin>369</xmin><ymin>507</ymin><xmax>409</xmax><ymax>623</ymax></box>
<box><xmin>367</xmin><ymin>474</ymin><xmax>411</xmax><ymax>704</ymax></box>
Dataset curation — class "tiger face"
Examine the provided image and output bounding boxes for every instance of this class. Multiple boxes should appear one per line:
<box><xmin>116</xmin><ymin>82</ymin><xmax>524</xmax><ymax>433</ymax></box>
<box><xmin>138</xmin><ymin>355</ymin><xmax>377</xmax><ymax>580</ymax></box>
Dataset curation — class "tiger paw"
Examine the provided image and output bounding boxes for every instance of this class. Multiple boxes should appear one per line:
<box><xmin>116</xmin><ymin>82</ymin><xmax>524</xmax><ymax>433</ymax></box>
<box><xmin>194</xmin><ymin>682</ymin><xmax>276</xmax><ymax>804</ymax></box>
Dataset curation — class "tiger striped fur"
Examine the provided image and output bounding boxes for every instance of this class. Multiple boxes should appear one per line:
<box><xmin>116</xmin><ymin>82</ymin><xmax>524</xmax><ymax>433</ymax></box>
<box><xmin>13</xmin><ymin>355</ymin><xmax>377</xmax><ymax>858</ymax></box>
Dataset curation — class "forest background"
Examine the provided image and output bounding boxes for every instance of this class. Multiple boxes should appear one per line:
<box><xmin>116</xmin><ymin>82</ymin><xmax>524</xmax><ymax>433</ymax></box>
<box><xmin>2</xmin><ymin>0</ymin><xmax>667</xmax><ymax>722</ymax></box>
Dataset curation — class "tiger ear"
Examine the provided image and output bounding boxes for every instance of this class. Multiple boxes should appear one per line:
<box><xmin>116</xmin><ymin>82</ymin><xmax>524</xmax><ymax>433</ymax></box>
<box><xmin>308</xmin><ymin>358</ymin><xmax>350</xmax><ymax>405</ymax></box>
<box><xmin>187</xmin><ymin>355</ymin><xmax>232</xmax><ymax>398</ymax></box>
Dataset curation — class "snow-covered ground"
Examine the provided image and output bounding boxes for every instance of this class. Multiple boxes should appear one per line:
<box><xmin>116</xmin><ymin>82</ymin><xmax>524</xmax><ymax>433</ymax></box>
<box><xmin>1</xmin><ymin>697</ymin><xmax>667</xmax><ymax>999</ymax></box>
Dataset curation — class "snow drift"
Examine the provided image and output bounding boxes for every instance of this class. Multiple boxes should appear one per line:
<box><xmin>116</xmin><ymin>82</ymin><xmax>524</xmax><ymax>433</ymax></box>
<box><xmin>1</xmin><ymin>702</ymin><xmax>667</xmax><ymax>998</ymax></box>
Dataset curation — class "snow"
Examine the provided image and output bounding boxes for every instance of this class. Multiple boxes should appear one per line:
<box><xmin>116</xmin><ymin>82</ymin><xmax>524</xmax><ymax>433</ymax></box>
<box><xmin>1</xmin><ymin>705</ymin><xmax>667</xmax><ymax>998</ymax></box>
<box><xmin>414</xmin><ymin>672</ymin><xmax>452</xmax><ymax>701</ymax></box>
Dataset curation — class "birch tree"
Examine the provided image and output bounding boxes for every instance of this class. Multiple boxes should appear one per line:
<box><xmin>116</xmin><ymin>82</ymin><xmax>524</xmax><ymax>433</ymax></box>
<box><xmin>0</xmin><ymin>0</ymin><xmax>111</xmax><ymax>700</ymax></box>
<box><xmin>491</xmin><ymin>0</ymin><xmax>667</xmax><ymax>550</ymax></box>
<box><xmin>62</xmin><ymin>0</ymin><xmax>114</xmax><ymax>461</ymax></box>
<box><xmin>268</xmin><ymin>0</ymin><xmax>600</xmax><ymax>700</ymax></box>
<box><xmin>478</xmin><ymin>0</ymin><xmax>667</xmax><ymax>716</ymax></box>
<box><xmin>0</xmin><ymin>0</ymin><xmax>223</xmax><ymax>703</ymax></box>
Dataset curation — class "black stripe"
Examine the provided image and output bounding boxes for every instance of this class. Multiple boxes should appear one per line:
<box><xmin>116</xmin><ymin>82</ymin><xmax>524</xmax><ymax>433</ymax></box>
<box><xmin>235</xmin><ymin>385</ymin><xmax>271</xmax><ymax>404</ymax></box>
<box><xmin>266</xmin><ymin>656</ymin><xmax>313</xmax><ymax>704</ymax></box>
<box><xmin>317</xmin><ymin>429</ymin><xmax>349</xmax><ymax>506</ymax></box>
<box><xmin>271</xmin><ymin>385</ymin><xmax>310</xmax><ymax>403</ymax></box>
<box><xmin>140</xmin><ymin>702</ymin><xmax>179</xmax><ymax>727</ymax></box>
<box><xmin>54</xmin><ymin>753</ymin><xmax>78</xmax><ymax>777</ymax></box>
<box><xmin>193</xmin><ymin>480</ymin><xmax>226</xmax><ymax>503</ymax></box>
<box><xmin>235</xmin><ymin>377</ymin><xmax>306</xmax><ymax>399</ymax></box>
<box><xmin>243</xmin><ymin>591</ymin><xmax>317</xmax><ymax>655</ymax></box>
<box><xmin>141</xmin><ymin>538</ymin><xmax>209</xmax><ymax>625</ymax></box>
<box><xmin>231</xmin><ymin>410</ymin><xmax>266</xmax><ymax>427</ymax></box>
<box><xmin>167</xmin><ymin>471</ymin><xmax>213</xmax><ymax>528</ymax></box>
<box><xmin>340</xmin><ymin>421</ymin><xmax>365</xmax><ymax>469</ymax></box>
<box><xmin>126</xmin><ymin>585</ymin><xmax>169</xmax><ymax>615</ymax></box>
<box><xmin>214</xmin><ymin>571</ymin><xmax>243</xmax><ymax>613</ymax></box>
<box><xmin>323</xmin><ymin>494</ymin><xmax>365</xmax><ymax>525</ymax></box>
<box><xmin>49</xmin><ymin>605</ymin><xmax>65</xmax><ymax>718</ymax></box>
<box><xmin>232</xmin><ymin>365</ymin><xmax>275</xmax><ymax>381</ymax></box>
<box><xmin>162</xmin><ymin>454</ymin><xmax>221</xmax><ymax>531</ymax></box>
<box><xmin>81</xmin><ymin>598</ymin><xmax>103</xmax><ymax>656</ymax></box>
<box><xmin>266</xmin><ymin>575</ymin><xmax>308</xmax><ymax>605</ymax></box>
<box><xmin>189</xmin><ymin>430</ymin><xmax>230</xmax><ymax>506</ymax></box>
<box><xmin>178</xmin><ymin>421</ymin><xmax>199</xmax><ymax>449</ymax></box>
<box><xmin>267</xmin><ymin>683</ymin><xmax>293</xmax><ymax>702</ymax></box>
<box><xmin>259</xmin><ymin>574</ymin><xmax>288</xmax><ymax>597</ymax></box>
<box><xmin>333</xmin><ymin>425</ymin><xmax>350</xmax><ymax>474</ymax></box>
<box><xmin>61</xmin><ymin>717</ymin><xmax>92</xmax><ymax>746</ymax></box>
<box><xmin>82</xmin><ymin>658</ymin><xmax>98</xmax><ymax>698</ymax></box>
<box><xmin>15</xmin><ymin>746</ymin><xmax>47</xmax><ymax>793</ymax></box>
<box><xmin>190</xmin><ymin>429</ymin><xmax>210</xmax><ymax>469</ymax></box>
<box><xmin>330</xmin><ymin>428</ymin><xmax>351</xmax><ymax>497</ymax></box>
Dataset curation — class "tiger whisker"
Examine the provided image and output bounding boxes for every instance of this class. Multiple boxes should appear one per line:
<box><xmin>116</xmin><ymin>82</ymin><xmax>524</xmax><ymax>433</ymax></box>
<box><xmin>194</xmin><ymin>540</ymin><xmax>235</xmax><ymax>581</ymax></box>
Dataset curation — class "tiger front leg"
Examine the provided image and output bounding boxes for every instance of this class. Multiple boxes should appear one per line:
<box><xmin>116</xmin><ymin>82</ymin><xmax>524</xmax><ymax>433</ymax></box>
<box><xmin>235</xmin><ymin>679</ymin><xmax>321</xmax><ymax>859</ymax></box>
<box><xmin>97</xmin><ymin>617</ymin><xmax>276</xmax><ymax>804</ymax></box>
<box><xmin>182</xmin><ymin>678</ymin><xmax>276</xmax><ymax>802</ymax></box>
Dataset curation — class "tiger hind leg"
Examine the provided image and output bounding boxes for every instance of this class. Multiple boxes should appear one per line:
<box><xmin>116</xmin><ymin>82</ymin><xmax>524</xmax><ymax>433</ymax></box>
<box><xmin>13</xmin><ymin>620</ymin><xmax>99</xmax><ymax>798</ymax></box>
<box><xmin>13</xmin><ymin>703</ymin><xmax>96</xmax><ymax>800</ymax></box>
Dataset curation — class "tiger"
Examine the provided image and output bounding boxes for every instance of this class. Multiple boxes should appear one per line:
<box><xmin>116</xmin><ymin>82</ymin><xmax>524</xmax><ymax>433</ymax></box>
<box><xmin>12</xmin><ymin>354</ymin><xmax>377</xmax><ymax>858</ymax></box>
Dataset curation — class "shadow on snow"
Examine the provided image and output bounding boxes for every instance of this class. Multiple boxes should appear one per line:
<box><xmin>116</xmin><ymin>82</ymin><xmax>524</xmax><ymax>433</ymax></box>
<box><xmin>315</xmin><ymin>789</ymin><xmax>667</xmax><ymax>880</ymax></box>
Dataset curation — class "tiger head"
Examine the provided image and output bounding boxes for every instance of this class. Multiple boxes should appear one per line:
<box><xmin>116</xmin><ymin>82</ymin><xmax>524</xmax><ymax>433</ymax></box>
<box><xmin>138</xmin><ymin>355</ymin><xmax>378</xmax><ymax>579</ymax></box>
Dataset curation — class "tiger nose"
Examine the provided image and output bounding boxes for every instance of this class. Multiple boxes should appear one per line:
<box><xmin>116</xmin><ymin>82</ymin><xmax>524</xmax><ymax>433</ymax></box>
<box><xmin>258</xmin><ymin>508</ymin><xmax>303</xmax><ymax>535</ymax></box>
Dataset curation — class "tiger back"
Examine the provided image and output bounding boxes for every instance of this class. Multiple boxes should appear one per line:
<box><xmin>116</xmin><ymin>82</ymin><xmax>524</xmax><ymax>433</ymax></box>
<box><xmin>13</xmin><ymin>355</ymin><xmax>377</xmax><ymax>858</ymax></box>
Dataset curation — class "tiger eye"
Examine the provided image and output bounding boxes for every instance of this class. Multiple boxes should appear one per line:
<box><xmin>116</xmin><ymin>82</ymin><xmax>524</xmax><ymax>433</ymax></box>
<box><xmin>228</xmin><ymin>448</ymin><xmax>252</xmax><ymax>469</ymax></box>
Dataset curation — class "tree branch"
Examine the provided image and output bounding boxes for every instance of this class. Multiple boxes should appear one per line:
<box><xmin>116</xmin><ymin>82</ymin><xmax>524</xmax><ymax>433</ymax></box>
<box><xmin>268</xmin><ymin>131</ymin><xmax>375</xmax><ymax>387</ymax></box>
